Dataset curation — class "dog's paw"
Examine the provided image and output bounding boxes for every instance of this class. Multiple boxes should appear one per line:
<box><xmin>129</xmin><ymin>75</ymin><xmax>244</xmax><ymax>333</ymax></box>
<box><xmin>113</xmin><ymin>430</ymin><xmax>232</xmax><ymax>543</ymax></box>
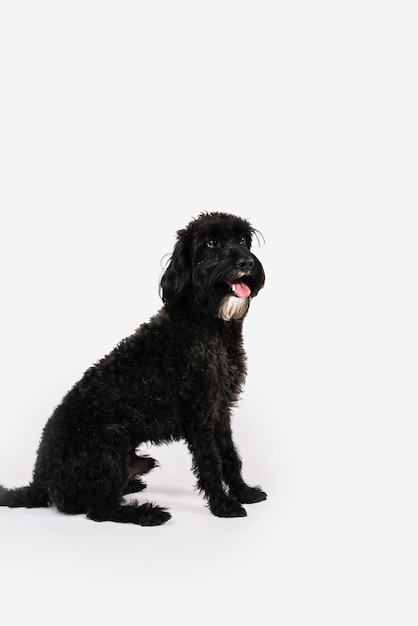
<box><xmin>210</xmin><ymin>498</ymin><xmax>247</xmax><ymax>518</ymax></box>
<box><xmin>87</xmin><ymin>501</ymin><xmax>171</xmax><ymax>526</ymax></box>
<box><xmin>230</xmin><ymin>485</ymin><xmax>267</xmax><ymax>504</ymax></box>
<box><xmin>142</xmin><ymin>505</ymin><xmax>172</xmax><ymax>526</ymax></box>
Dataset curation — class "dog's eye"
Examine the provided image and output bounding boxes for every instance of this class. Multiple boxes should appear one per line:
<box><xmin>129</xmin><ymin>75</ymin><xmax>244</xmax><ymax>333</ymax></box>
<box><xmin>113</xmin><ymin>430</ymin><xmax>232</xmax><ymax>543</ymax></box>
<box><xmin>207</xmin><ymin>239</ymin><xmax>219</xmax><ymax>248</ymax></box>
<box><xmin>239</xmin><ymin>236</ymin><xmax>247</xmax><ymax>246</ymax></box>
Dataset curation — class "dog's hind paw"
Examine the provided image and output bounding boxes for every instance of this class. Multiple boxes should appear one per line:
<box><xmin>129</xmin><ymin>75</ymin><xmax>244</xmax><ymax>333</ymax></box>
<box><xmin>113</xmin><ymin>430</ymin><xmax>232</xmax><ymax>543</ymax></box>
<box><xmin>87</xmin><ymin>501</ymin><xmax>171</xmax><ymax>526</ymax></box>
<box><xmin>209</xmin><ymin>498</ymin><xmax>247</xmax><ymax>518</ymax></box>
<box><xmin>230</xmin><ymin>485</ymin><xmax>267</xmax><ymax>504</ymax></box>
<box><xmin>142</xmin><ymin>504</ymin><xmax>172</xmax><ymax>526</ymax></box>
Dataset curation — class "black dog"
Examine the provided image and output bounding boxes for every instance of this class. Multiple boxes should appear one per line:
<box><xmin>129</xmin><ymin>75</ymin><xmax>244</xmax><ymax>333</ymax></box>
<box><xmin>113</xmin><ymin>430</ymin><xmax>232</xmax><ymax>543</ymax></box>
<box><xmin>0</xmin><ymin>212</ymin><xmax>266</xmax><ymax>525</ymax></box>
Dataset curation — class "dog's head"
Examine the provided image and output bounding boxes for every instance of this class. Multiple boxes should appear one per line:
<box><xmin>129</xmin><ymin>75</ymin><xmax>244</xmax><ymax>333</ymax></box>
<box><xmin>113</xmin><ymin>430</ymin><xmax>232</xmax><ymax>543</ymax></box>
<box><xmin>160</xmin><ymin>212</ymin><xmax>265</xmax><ymax>321</ymax></box>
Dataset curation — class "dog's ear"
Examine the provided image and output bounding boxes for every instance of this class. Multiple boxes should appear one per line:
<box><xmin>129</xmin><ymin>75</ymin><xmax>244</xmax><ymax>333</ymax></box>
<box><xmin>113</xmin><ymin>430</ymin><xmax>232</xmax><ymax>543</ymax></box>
<box><xmin>160</xmin><ymin>229</ymin><xmax>193</xmax><ymax>304</ymax></box>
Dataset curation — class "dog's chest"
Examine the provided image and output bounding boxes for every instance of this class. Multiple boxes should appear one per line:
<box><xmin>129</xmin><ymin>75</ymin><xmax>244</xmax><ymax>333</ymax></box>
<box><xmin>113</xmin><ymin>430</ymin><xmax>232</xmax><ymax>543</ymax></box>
<box><xmin>195</xmin><ymin>333</ymin><xmax>246</xmax><ymax>393</ymax></box>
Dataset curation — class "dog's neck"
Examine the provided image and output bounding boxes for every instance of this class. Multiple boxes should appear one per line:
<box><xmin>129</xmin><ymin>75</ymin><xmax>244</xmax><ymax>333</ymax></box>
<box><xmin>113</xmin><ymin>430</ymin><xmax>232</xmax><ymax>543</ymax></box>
<box><xmin>163</xmin><ymin>303</ymin><xmax>245</xmax><ymax>335</ymax></box>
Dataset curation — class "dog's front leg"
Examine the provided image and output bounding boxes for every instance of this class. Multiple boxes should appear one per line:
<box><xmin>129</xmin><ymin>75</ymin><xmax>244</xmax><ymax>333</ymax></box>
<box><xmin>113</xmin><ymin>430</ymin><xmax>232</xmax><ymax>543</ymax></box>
<box><xmin>186</xmin><ymin>426</ymin><xmax>247</xmax><ymax>518</ymax></box>
<box><xmin>215</xmin><ymin>420</ymin><xmax>267</xmax><ymax>505</ymax></box>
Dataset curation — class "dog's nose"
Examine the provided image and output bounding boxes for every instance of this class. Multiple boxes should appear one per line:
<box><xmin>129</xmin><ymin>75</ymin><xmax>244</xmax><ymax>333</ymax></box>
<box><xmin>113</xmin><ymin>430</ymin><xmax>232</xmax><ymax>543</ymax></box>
<box><xmin>236</xmin><ymin>257</ymin><xmax>254</xmax><ymax>272</ymax></box>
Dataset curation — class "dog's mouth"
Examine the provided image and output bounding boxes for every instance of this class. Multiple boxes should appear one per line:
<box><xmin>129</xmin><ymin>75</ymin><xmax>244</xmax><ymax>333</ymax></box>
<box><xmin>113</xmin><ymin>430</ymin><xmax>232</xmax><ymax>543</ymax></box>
<box><xmin>228</xmin><ymin>278</ymin><xmax>251</xmax><ymax>299</ymax></box>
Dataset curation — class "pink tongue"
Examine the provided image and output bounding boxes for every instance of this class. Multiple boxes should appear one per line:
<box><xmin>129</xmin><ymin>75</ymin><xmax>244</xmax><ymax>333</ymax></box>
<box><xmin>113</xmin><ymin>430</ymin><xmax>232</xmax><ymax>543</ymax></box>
<box><xmin>232</xmin><ymin>281</ymin><xmax>251</xmax><ymax>298</ymax></box>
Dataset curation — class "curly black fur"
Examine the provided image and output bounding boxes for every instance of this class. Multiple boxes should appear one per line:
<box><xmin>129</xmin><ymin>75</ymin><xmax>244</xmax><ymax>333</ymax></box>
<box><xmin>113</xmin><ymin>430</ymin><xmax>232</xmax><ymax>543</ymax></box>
<box><xmin>0</xmin><ymin>212</ymin><xmax>266</xmax><ymax>526</ymax></box>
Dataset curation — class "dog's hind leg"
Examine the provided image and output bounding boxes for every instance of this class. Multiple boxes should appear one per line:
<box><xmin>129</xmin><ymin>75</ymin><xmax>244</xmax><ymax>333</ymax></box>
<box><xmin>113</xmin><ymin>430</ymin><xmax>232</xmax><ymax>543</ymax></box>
<box><xmin>50</xmin><ymin>430</ymin><xmax>170</xmax><ymax>526</ymax></box>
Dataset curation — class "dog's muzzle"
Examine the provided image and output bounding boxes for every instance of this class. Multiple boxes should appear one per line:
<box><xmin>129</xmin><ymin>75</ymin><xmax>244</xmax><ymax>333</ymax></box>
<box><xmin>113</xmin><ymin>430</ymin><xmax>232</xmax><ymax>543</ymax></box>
<box><xmin>227</xmin><ymin>257</ymin><xmax>255</xmax><ymax>299</ymax></box>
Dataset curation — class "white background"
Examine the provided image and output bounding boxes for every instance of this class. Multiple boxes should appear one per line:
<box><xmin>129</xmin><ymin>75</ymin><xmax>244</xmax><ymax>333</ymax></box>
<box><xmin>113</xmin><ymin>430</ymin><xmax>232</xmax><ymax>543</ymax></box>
<box><xmin>1</xmin><ymin>1</ymin><xmax>417</xmax><ymax>624</ymax></box>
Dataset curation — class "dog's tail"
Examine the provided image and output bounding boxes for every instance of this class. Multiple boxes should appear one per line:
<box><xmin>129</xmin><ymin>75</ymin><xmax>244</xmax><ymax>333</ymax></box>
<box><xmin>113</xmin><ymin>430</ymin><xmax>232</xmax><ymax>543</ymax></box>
<box><xmin>0</xmin><ymin>482</ymin><xmax>49</xmax><ymax>508</ymax></box>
